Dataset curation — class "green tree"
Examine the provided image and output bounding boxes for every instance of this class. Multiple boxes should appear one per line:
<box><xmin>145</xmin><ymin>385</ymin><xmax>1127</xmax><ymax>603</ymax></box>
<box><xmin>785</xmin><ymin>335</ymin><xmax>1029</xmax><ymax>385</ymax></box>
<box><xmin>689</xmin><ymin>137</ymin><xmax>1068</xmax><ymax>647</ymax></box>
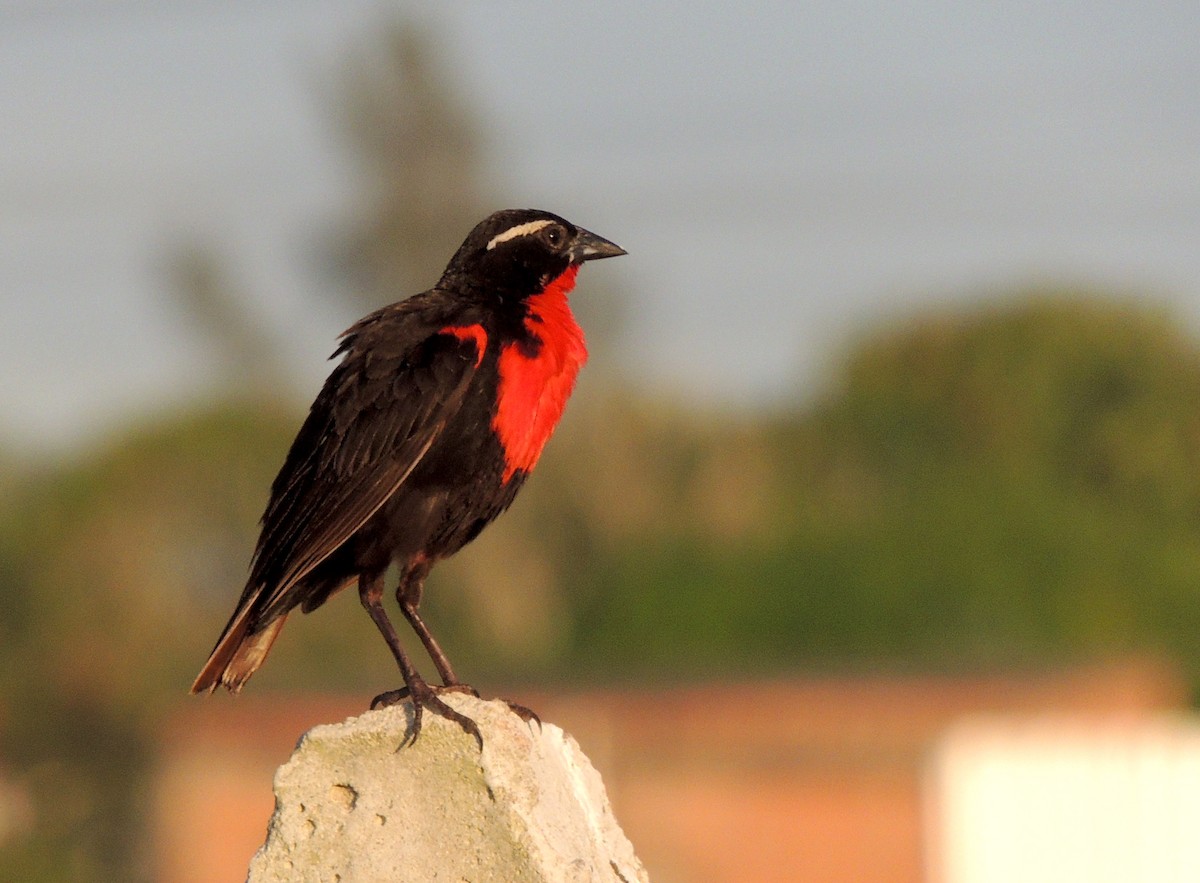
<box><xmin>327</xmin><ymin>21</ymin><xmax>492</xmax><ymax>310</ymax></box>
<box><xmin>557</xmin><ymin>293</ymin><xmax>1200</xmax><ymax>686</ymax></box>
<box><xmin>0</xmin><ymin>405</ymin><xmax>297</xmax><ymax>881</ymax></box>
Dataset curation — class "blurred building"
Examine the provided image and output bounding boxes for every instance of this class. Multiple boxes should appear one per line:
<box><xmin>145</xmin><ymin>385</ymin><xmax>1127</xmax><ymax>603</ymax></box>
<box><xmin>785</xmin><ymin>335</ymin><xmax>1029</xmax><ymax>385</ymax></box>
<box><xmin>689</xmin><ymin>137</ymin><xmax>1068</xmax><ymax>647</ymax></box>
<box><xmin>929</xmin><ymin>716</ymin><xmax>1200</xmax><ymax>883</ymax></box>
<box><xmin>153</xmin><ymin>659</ymin><xmax>1185</xmax><ymax>883</ymax></box>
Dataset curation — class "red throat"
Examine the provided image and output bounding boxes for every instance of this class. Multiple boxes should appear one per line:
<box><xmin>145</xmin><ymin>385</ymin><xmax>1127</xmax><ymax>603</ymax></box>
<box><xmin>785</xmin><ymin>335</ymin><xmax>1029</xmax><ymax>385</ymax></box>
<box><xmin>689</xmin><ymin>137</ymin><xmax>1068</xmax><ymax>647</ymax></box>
<box><xmin>494</xmin><ymin>265</ymin><xmax>588</xmax><ymax>482</ymax></box>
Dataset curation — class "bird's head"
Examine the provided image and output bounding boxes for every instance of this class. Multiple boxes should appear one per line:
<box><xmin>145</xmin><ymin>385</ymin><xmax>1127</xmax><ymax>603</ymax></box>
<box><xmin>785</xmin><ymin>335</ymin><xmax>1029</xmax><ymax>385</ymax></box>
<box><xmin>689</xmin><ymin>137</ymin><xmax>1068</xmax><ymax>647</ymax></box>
<box><xmin>441</xmin><ymin>209</ymin><xmax>625</xmax><ymax>296</ymax></box>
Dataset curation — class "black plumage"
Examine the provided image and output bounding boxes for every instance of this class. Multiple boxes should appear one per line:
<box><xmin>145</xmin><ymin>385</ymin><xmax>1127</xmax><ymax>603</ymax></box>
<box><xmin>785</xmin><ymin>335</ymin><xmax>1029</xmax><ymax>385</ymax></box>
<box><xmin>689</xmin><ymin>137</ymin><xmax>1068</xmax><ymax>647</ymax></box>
<box><xmin>192</xmin><ymin>209</ymin><xmax>624</xmax><ymax>743</ymax></box>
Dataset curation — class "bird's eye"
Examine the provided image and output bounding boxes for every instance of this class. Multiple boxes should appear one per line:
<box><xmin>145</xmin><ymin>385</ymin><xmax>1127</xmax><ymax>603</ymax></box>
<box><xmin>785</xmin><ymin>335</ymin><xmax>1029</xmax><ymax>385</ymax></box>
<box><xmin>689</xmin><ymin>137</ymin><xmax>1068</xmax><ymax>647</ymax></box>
<box><xmin>542</xmin><ymin>224</ymin><xmax>565</xmax><ymax>248</ymax></box>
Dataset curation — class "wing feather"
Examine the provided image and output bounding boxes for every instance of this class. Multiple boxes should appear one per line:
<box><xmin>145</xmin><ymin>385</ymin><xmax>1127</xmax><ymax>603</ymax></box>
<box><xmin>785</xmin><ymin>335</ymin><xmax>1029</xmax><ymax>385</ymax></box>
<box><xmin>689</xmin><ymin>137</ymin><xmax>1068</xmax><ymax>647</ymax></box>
<box><xmin>251</xmin><ymin>327</ymin><xmax>479</xmax><ymax>614</ymax></box>
<box><xmin>193</xmin><ymin>300</ymin><xmax>484</xmax><ymax>693</ymax></box>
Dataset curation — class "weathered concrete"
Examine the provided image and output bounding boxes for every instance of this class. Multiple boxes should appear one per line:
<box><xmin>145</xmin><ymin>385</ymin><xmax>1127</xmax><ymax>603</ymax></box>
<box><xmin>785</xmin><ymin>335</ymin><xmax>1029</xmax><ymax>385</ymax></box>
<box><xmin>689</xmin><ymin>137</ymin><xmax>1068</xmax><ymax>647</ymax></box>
<box><xmin>246</xmin><ymin>693</ymin><xmax>649</xmax><ymax>882</ymax></box>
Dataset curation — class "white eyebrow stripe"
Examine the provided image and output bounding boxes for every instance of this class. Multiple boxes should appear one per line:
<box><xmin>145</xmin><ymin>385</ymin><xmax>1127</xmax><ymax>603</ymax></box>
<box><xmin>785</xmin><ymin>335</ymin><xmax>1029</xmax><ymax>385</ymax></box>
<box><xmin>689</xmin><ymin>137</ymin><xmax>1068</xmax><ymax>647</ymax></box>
<box><xmin>486</xmin><ymin>219</ymin><xmax>554</xmax><ymax>250</ymax></box>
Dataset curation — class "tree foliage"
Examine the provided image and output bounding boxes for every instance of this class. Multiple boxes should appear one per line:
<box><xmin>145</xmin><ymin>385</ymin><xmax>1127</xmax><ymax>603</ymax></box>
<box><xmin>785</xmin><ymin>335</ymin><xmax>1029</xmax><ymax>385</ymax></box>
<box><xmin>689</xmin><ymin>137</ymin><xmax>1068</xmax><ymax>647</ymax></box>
<box><xmin>328</xmin><ymin>22</ymin><xmax>492</xmax><ymax>310</ymax></box>
<box><xmin>551</xmin><ymin>295</ymin><xmax>1200</xmax><ymax>682</ymax></box>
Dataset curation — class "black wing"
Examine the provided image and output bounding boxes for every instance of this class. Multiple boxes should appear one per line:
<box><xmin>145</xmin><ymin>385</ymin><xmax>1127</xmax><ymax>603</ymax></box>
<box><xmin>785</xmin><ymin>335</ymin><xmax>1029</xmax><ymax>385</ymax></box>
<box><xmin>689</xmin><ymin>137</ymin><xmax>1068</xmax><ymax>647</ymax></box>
<box><xmin>248</xmin><ymin>304</ymin><xmax>481</xmax><ymax>617</ymax></box>
<box><xmin>191</xmin><ymin>292</ymin><xmax>486</xmax><ymax>694</ymax></box>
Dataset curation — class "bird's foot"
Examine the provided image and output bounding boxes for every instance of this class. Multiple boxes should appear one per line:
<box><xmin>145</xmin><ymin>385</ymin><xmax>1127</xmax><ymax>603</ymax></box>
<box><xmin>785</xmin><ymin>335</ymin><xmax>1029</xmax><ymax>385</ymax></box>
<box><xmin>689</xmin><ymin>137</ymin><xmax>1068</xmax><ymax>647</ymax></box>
<box><xmin>370</xmin><ymin>681</ymin><xmax>479</xmax><ymax>707</ymax></box>
<box><xmin>370</xmin><ymin>679</ymin><xmax>483</xmax><ymax>749</ymax></box>
<box><xmin>370</xmin><ymin>684</ymin><xmax>538</xmax><ymax>738</ymax></box>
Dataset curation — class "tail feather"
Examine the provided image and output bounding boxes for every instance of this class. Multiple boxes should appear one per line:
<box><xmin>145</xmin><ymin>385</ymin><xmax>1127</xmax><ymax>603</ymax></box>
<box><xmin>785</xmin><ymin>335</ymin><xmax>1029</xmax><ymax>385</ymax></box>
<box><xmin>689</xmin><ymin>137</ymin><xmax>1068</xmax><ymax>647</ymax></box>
<box><xmin>190</xmin><ymin>604</ymin><xmax>288</xmax><ymax>694</ymax></box>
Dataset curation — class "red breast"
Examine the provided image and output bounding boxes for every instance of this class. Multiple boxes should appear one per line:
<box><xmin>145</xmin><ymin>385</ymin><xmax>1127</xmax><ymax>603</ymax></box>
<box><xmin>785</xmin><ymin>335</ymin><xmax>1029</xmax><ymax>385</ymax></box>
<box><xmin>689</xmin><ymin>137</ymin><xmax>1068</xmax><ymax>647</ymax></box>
<box><xmin>494</xmin><ymin>265</ymin><xmax>588</xmax><ymax>482</ymax></box>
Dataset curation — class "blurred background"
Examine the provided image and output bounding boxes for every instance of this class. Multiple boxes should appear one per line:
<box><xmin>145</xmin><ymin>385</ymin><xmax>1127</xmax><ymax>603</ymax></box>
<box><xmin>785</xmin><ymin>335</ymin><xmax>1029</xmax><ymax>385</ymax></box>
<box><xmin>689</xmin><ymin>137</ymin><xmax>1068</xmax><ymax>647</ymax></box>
<box><xmin>2</xmin><ymin>2</ymin><xmax>1200</xmax><ymax>881</ymax></box>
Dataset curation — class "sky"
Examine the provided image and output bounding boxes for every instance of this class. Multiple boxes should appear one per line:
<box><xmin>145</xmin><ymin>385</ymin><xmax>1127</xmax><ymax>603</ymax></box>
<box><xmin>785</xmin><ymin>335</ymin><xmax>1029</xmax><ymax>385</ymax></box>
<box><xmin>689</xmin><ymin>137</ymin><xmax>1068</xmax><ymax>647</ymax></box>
<box><xmin>1</xmin><ymin>0</ymin><xmax>1199</xmax><ymax>451</ymax></box>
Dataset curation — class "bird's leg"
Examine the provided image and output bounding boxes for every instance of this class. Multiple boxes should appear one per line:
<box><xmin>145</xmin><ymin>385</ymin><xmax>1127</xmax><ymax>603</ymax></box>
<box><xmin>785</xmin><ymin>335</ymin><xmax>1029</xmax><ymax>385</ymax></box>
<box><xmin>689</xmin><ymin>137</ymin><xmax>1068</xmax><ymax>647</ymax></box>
<box><xmin>399</xmin><ymin>564</ymin><xmax>541</xmax><ymax>727</ymax></box>
<box><xmin>397</xmin><ymin>565</ymin><xmax>539</xmax><ymax>728</ymax></box>
<box><xmin>396</xmin><ymin>561</ymin><xmax>469</xmax><ymax>690</ymax></box>
<box><xmin>359</xmin><ymin>571</ymin><xmax>481</xmax><ymax>748</ymax></box>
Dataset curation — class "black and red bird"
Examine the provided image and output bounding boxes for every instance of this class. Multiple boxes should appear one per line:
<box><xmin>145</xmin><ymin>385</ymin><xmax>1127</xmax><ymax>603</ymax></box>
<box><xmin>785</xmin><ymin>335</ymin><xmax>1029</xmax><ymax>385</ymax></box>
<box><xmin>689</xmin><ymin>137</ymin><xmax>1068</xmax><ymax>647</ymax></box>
<box><xmin>191</xmin><ymin>209</ymin><xmax>625</xmax><ymax>742</ymax></box>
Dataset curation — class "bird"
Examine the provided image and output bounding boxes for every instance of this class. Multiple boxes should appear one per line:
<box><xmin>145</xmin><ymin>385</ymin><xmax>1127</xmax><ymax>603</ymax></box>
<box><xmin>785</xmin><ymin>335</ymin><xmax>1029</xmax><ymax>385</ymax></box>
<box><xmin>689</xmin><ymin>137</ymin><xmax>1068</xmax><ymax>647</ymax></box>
<box><xmin>191</xmin><ymin>209</ymin><xmax>625</xmax><ymax>744</ymax></box>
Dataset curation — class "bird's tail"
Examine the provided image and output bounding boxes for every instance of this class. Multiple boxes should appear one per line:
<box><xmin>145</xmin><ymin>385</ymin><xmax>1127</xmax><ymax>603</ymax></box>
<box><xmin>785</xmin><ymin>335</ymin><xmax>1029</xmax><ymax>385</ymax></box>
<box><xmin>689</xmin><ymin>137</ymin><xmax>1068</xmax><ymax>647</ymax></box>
<box><xmin>190</xmin><ymin>603</ymin><xmax>288</xmax><ymax>695</ymax></box>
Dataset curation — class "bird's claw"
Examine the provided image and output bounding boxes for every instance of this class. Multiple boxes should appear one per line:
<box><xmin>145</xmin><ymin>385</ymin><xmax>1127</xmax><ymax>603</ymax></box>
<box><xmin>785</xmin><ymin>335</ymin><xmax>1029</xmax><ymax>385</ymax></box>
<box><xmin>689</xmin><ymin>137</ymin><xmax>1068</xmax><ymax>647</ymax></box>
<box><xmin>502</xmin><ymin>698</ymin><xmax>541</xmax><ymax>729</ymax></box>
<box><xmin>371</xmin><ymin>681</ymin><xmax>483</xmax><ymax>749</ymax></box>
<box><xmin>370</xmin><ymin>687</ymin><xmax>410</xmax><ymax>709</ymax></box>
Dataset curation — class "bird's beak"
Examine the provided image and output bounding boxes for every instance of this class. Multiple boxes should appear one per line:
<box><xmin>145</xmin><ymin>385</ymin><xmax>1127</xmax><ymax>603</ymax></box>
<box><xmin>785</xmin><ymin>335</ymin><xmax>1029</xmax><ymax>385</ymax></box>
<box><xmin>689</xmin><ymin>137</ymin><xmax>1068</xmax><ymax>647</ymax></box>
<box><xmin>569</xmin><ymin>228</ymin><xmax>627</xmax><ymax>262</ymax></box>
